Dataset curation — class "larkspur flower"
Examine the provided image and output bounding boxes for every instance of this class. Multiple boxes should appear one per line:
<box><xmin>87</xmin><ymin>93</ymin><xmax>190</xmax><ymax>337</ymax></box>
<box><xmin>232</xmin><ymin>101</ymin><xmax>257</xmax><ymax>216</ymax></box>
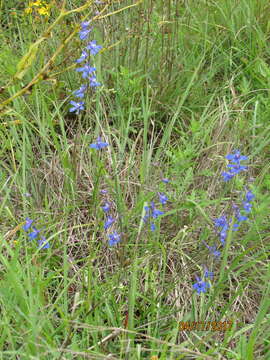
<box><xmin>23</xmin><ymin>217</ymin><xmax>34</xmax><ymax>231</ymax></box>
<box><xmin>243</xmin><ymin>201</ymin><xmax>252</xmax><ymax>213</ymax></box>
<box><xmin>79</xmin><ymin>28</ymin><xmax>92</xmax><ymax>40</ymax></box>
<box><xmin>28</xmin><ymin>226</ymin><xmax>40</xmax><ymax>240</ymax></box>
<box><xmin>192</xmin><ymin>276</ymin><xmax>210</xmax><ymax>294</ymax></box>
<box><xmin>203</xmin><ymin>241</ymin><xmax>221</xmax><ymax>258</ymax></box>
<box><xmin>89</xmin><ymin>75</ymin><xmax>101</xmax><ymax>88</ymax></box>
<box><xmin>81</xmin><ymin>21</ymin><xmax>91</xmax><ymax>28</ymax></box>
<box><xmin>150</xmin><ymin>222</ymin><xmax>156</xmax><ymax>232</ymax></box>
<box><xmin>227</xmin><ymin>163</ymin><xmax>247</xmax><ymax>175</ymax></box>
<box><xmin>222</xmin><ymin>150</ymin><xmax>248</xmax><ymax>181</ymax></box>
<box><xmin>219</xmin><ymin>229</ymin><xmax>227</xmax><ymax>245</ymax></box>
<box><xmin>38</xmin><ymin>236</ymin><xmax>50</xmax><ymax>249</ymax></box>
<box><xmin>143</xmin><ymin>206</ymin><xmax>151</xmax><ymax>223</ymax></box>
<box><xmin>214</xmin><ymin>215</ymin><xmax>228</xmax><ymax>229</ymax></box>
<box><xmin>222</xmin><ymin>171</ymin><xmax>235</xmax><ymax>182</ymax></box>
<box><xmin>89</xmin><ymin>137</ymin><xmax>109</xmax><ymax>150</ymax></box>
<box><xmin>73</xmin><ymin>85</ymin><xmax>87</xmax><ymax>98</ymax></box>
<box><xmin>204</xmin><ymin>267</ymin><xmax>214</xmax><ymax>280</ymax></box>
<box><xmin>158</xmin><ymin>192</ymin><xmax>168</xmax><ymax>205</ymax></box>
<box><xmin>152</xmin><ymin>207</ymin><xmax>164</xmax><ymax>219</ymax></box>
<box><xmin>76</xmin><ymin>65</ymin><xmax>96</xmax><ymax>79</ymax></box>
<box><xmin>246</xmin><ymin>190</ymin><xmax>255</xmax><ymax>202</ymax></box>
<box><xmin>101</xmin><ymin>202</ymin><xmax>110</xmax><ymax>213</ymax></box>
<box><xmin>235</xmin><ymin>212</ymin><xmax>248</xmax><ymax>223</ymax></box>
<box><xmin>104</xmin><ymin>216</ymin><xmax>115</xmax><ymax>230</ymax></box>
<box><xmin>161</xmin><ymin>178</ymin><xmax>170</xmax><ymax>183</ymax></box>
<box><xmin>143</xmin><ymin>202</ymin><xmax>164</xmax><ymax>231</ymax></box>
<box><xmin>226</xmin><ymin>150</ymin><xmax>248</xmax><ymax>163</ymax></box>
<box><xmin>69</xmin><ymin>100</ymin><xmax>84</xmax><ymax>114</ymax></box>
<box><xmin>86</xmin><ymin>40</ymin><xmax>102</xmax><ymax>55</ymax></box>
<box><xmin>75</xmin><ymin>50</ymin><xmax>89</xmax><ymax>63</ymax></box>
<box><xmin>108</xmin><ymin>231</ymin><xmax>121</xmax><ymax>246</ymax></box>
<box><xmin>79</xmin><ymin>22</ymin><xmax>92</xmax><ymax>40</ymax></box>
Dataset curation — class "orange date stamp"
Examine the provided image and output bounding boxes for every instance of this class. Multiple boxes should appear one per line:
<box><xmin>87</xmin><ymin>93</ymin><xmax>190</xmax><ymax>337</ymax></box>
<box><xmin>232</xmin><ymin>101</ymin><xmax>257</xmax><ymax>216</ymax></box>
<box><xmin>179</xmin><ymin>320</ymin><xmax>233</xmax><ymax>332</ymax></box>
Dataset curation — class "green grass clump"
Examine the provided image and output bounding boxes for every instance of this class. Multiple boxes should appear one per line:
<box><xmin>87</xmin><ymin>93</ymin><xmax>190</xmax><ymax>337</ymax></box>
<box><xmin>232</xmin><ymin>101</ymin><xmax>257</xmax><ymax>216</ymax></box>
<box><xmin>0</xmin><ymin>0</ymin><xmax>269</xmax><ymax>359</ymax></box>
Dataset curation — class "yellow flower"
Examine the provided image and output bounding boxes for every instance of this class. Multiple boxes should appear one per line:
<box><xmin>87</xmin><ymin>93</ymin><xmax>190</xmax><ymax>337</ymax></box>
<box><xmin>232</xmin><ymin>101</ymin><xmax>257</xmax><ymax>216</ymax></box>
<box><xmin>38</xmin><ymin>6</ymin><xmax>50</xmax><ymax>16</ymax></box>
<box><xmin>24</xmin><ymin>7</ymin><xmax>33</xmax><ymax>14</ymax></box>
<box><xmin>32</xmin><ymin>0</ymin><xmax>42</xmax><ymax>6</ymax></box>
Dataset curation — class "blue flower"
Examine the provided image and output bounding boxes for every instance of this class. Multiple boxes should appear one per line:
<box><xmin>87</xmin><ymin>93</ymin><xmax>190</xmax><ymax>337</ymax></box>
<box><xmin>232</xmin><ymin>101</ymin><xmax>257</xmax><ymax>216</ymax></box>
<box><xmin>161</xmin><ymin>178</ymin><xmax>170</xmax><ymax>184</ymax></box>
<box><xmin>203</xmin><ymin>241</ymin><xmax>221</xmax><ymax>258</ymax></box>
<box><xmin>150</xmin><ymin>222</ymin><xmax>156</xmax><ymax>232</ymax></box>
<box><xmin>226</xmin><ymin>150</ymin><xmax>248</xmax><ymax>163</ymax></box>
<box><xmin>152</xmin><ymin>208</ymin><xmax>164</xmax><ymax>218</ymax></box>
<box><xmin>69</xmin><ymin>101</ymin><xmax>84</xmax><ymax>114</ymax></box>
<box><xmin>243</xmin><ymin>201</ymin><xmax>252</xmax><ymax>213</ymax></box>
<box><xmin>81</xmin><ymin>21</ymin><xmax>91</xmax><ymax>28</ymax></box>
<box><xmin>222</xmin><ymin>171</ymin><xmax>235</xmax><ymax>182</ymax></box>
<box><xmin>204</xmin><ymin>268</ymin><xmax>214</xmax><ymax>280</ymax></box>
<box><xmin>23</xmin><ymin>217</ymin><xmax>34</xmax><ymax>231</ymax></box>
<box><xmin>89</xmin><ymin>75</ymin><xmax>101</xmax><ymax>88</ymax></box>
<box><xmin>79</xmin><ymin>28</ymin><xmax>92</xmax><ymax>40</ymax></box>
<box><xmin>38</xmin><ymin>236</ymin><xmax>50</xmax><ymax>249</ymax></box>
<box><xmin>86</xmin><ymin>40</ymin><xmax>102</xmax><ymax>55</ymax></box>
<box><xmin>89</xmin><ymin>137</ymin><xmax>109</xmax><ymax>150</ymax></box>
<box><xmin>104</xmin><ymin>216</ymin><xmax>115</xmax><ymax>230</ymax></box>
<box><xmin>76</xmin><ymin>65</ymin><xmax>96</xmax><ymax>79</ymax></box>
<box><xmin>236</xmin><ymin>212</ymin><xmax>248</xmax><ymax>222</ymax></box>
<box><xmin>150</xmin><ymin>202</ymin><xmax>164</xmax><ymax>219</ymax></box>
<box><xmin>246</xmin><ymin>190</ymin><xmax>255</xmax><ymax>202</ymax></box>
<box><xmin>28</xmin><ymin>227</ymin><xmax>40</xmax><ymax>240</ymax></box>
<box><xmin>214</xmin><ymin>215</ymin><xmax>228</xmax><ymax>228</ymax></box>
<box><xmin>108</xmin><ymin>231</ymin><xmax>121</xmax><ymax>246</ymax></box>
<box><xmin>78</xmin><ymin>22</ymin><xmax>92</xmax><ymax>40</ymax></box>
<box><xmin>192</xmin><ymin>276</ymin><xmax>210</xmax><ymax>294</ymax></box>
<box><xmin>227</xmin><ymin>163</ymin><xmax>247</xmax><ymax>175</ymax></box>
<box><xmin>158</xmin><ymin>192</ymin><xmax>168</xmax><ymax>205</ymax></box>
<box><xmin>73</xmin><ymin>85</ymin><xmax>87</xmax><ymax>98</ymax></box>
<box><xmin>75</xmin><ymin>50</ymin><xmax>89</xmax><ymax>63</ymax></box>
<box><xmin>101</xmin><ymin>202</ymin><xmax>110</xmax><ymax>213</ymax></box>
<box><xmin>219</xmin><ymin>229</ymin><xmax>227</xmax><ymax>245</ymax></box>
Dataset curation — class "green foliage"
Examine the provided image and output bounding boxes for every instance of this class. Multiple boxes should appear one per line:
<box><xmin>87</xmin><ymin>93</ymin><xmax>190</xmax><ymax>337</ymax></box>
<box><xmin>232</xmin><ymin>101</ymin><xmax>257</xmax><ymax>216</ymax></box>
<box><xmin>0</xmin><ymin>0</ymin><xmax>269</xmax><ymax>359</ymax></box>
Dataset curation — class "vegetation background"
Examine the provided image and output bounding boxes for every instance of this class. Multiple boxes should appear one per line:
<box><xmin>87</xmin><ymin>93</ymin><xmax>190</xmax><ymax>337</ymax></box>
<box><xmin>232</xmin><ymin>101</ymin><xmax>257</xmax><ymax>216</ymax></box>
<box><xmin>0</xmin><ymin>0</ymin><xmax>269</xmax><ymax>359</ymax></box>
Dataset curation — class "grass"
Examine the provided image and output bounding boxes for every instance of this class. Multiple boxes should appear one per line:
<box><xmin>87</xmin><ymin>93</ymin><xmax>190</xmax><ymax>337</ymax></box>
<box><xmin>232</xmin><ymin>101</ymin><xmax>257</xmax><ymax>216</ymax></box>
<box><xmin>0</xmin><ymin>0</ymin><xmax>270</xmax><ymax>359</ymax></box>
